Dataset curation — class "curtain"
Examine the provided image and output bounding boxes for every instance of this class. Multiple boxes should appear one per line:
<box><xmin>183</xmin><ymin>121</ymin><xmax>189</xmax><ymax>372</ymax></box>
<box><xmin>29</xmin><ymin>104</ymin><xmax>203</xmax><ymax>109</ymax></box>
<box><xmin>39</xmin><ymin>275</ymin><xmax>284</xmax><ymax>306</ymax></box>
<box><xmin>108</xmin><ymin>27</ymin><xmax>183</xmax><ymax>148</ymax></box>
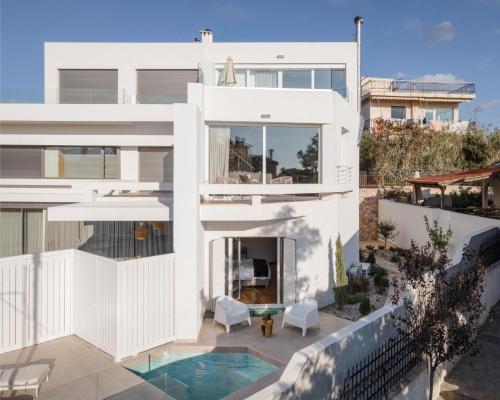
<box><xmin>0</xmin><ymin>209</ymin><xmax>22</xmax><ymax>257</ymax></box>
<box><xmin>253</xmin><ymin>70</ymin><xmax>278</xmax><ymax>88</ymax></box>
<box><xmin>45</xmin><ymin>220</ymin><xmax>92</xmax><ymax>252</ymax></box>
<box><xmin>23</xmin><ymin>209</ymin><xmax>44</xmax><ymax>254</ymax></box>
<box><xmin>209</xmin><ymin>126</ymin><xmax>230</xmax><ymax>183</ymax></box>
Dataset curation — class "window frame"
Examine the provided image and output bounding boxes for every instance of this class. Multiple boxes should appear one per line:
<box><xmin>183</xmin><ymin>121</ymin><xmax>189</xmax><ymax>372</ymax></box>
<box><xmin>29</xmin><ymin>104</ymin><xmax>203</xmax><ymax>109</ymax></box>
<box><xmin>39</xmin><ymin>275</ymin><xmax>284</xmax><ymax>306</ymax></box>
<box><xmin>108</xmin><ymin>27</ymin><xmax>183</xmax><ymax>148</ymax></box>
<box><xmin>43</xmin><ymin>146</ymin><xmax>120</xmax><ymax>180</ymax></box>
<box><xmin>390</xmin><ymin>106</ymin><xmax>407</xmax><ymax>120</ymax></box>
<box><xmin>206</xmin><ymin>123</ymin><xmax>321</xmax><ymax>184</ymax></box>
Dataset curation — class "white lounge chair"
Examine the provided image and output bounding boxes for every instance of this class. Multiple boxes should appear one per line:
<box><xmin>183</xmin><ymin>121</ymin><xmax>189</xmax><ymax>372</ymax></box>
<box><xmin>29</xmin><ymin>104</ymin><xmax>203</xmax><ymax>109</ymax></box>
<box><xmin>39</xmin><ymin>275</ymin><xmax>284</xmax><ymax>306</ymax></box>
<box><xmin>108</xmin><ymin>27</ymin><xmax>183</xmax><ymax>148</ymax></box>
<box><xmin>282</xmin><ymin>299</ymin><xmax>320</xmax><ymax>336</ymax></box>
<box><xmin>0</xmin><ymin>364</ymin><xmax>51</xmax><ymax>397</ymax></box>
<box><xmin>213</xmin><ymin>296</ymin><xmax>251</xmax><ymax>333</ymax></box>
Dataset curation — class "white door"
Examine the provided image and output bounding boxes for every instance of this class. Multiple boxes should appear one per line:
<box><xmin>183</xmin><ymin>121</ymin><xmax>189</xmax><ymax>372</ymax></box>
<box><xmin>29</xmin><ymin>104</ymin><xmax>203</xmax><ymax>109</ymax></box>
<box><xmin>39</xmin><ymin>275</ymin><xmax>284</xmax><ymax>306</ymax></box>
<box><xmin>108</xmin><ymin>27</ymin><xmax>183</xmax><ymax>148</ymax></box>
<box><xmin>210</xmin><ymin>238</ymin><xmax>226</xmax><ymax>309</ymax></box>
<box><xmin>282</xmin><ymin>238</ymin><xmax>296</xmax><ymax>306</ymax></box>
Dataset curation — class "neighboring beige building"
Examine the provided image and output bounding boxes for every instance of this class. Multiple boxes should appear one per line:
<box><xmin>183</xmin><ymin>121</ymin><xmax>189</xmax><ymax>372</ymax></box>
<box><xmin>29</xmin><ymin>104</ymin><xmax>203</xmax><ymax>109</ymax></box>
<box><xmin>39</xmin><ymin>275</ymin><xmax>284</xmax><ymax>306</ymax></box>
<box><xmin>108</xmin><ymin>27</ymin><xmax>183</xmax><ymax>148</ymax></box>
<box><xmin>361</xmin><ymin>77</ymin><xmax>476</xmax><ymax>132</ymax></box>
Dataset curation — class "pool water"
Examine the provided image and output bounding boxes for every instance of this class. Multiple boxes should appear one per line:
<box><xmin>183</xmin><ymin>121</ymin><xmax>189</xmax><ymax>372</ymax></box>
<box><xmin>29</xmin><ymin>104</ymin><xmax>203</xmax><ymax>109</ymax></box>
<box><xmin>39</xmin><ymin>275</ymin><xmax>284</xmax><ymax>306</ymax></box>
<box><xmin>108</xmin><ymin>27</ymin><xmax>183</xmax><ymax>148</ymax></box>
<box><xmin>128</xmin><ymin>352</ymin><xmax>278</xmax><ymax>400</ymax></box>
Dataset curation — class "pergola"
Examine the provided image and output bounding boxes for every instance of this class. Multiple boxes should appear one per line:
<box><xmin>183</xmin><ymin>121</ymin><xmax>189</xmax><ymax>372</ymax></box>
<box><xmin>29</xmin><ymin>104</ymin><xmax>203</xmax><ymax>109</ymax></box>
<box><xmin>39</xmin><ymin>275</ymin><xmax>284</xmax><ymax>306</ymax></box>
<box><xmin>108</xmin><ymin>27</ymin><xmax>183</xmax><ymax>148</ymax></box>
<box><xmin>407</xmin><ymin>163</ymin><xmax>500</xmax><ymax>209</ymax></box>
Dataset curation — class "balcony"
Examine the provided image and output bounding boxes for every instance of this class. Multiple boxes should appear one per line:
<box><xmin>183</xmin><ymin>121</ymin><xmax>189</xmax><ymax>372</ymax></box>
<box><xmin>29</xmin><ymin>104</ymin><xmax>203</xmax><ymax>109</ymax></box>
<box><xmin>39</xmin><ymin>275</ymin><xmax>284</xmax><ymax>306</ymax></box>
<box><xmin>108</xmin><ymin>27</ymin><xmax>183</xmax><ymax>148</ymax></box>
<box><xmin>361</xmin><ymin>79</ymin><xmax>475</xmax><ymax>100</ymax></box>
<box><xmin>0</xmin><ymin>88</ymin><xmax>128</xmax><ymax>104</ymax></box>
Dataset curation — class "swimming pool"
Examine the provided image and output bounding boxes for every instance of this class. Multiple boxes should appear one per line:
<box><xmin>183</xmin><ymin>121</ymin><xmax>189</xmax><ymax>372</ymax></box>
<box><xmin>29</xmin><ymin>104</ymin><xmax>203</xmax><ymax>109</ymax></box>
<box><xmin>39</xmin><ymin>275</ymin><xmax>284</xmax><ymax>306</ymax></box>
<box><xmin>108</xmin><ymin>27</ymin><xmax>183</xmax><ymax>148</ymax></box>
<box><xmin>128</xmin><ymin>351</ymin><xmax>278</xmax><ymax>400</ymax></box>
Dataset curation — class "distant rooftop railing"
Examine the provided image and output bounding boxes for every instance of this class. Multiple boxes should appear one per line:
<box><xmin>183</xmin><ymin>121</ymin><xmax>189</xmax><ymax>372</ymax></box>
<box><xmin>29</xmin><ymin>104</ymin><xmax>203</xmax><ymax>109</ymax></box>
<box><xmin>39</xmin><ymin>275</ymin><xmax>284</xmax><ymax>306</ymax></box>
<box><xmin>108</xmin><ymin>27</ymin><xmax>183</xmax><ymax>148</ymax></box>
<box><xmin>362</xmin><ymin>79</ymin><xmax>475</xmax><ymax>97</ymax></box>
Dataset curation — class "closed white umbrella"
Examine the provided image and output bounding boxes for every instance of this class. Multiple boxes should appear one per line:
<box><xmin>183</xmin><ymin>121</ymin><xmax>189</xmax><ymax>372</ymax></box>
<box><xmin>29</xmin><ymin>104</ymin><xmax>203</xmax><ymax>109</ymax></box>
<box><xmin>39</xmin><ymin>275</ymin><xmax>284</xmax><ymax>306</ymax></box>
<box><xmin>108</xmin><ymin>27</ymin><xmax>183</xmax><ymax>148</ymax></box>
<box><xmin>220</xmin><ymin>57</ymin><xmax>237</xmax><ymax>86</ymax></box>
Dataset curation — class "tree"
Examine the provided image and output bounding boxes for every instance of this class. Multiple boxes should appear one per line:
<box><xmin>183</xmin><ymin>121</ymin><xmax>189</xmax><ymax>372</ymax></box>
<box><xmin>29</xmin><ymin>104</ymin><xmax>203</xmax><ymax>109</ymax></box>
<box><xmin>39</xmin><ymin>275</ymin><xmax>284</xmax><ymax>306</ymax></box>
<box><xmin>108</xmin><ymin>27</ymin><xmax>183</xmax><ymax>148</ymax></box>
<box><xmin>424</xmin><ymin>215</ymin><xmax>452</xmax><ymax>256</ymax></box>
<box><xmin>461</xmin><ymin>127</ymin><xmax>490</xmax><ymax>170</ymax></box>
<box><xmin>333</xmin><ymin>234</ymin><xmax>348</xmax><ymax>309</ymax></box>
<box><xmin>392</xmin><ymin>242</ymin><xmax>485</xmax><ymax>400</ymax></box>
<box><xmin>377</xmin><ymin>219</ymin><xmax>398</xmax><ymax>249</ymax></box>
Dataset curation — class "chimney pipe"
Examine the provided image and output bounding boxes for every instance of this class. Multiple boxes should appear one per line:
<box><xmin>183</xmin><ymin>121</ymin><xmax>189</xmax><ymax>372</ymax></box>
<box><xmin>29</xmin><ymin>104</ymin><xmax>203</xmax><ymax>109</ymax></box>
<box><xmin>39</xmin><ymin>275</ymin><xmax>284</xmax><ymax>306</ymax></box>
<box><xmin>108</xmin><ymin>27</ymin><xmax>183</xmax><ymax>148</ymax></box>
<box><xmin>200</xmin><ymin>28</ymin><xmax>213</xmax><ymax>43</ymax></box>
<box><xmin>354</xmin><ymin>16</ymin><xmax>364</xmax><ymax>113</ymax></box>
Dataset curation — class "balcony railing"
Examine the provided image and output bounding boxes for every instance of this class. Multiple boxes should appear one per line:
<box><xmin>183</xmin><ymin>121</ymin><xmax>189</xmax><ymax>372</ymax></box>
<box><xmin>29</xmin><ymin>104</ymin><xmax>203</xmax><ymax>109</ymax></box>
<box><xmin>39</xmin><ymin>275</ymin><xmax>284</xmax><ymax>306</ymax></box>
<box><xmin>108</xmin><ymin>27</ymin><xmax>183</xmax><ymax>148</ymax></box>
<box><xmin>362</xmin><ymin>80</ymin><xmax>475</xmax><ymax>97</ymax></box>
<box><xmin>0</xmin><ymin>88</ymin><xmax>126</xmax><ymax>104</ymax></box>
<box><xmin>337</xmin><ymin>165</ymin><xmax>353</xmax><ymax>185</ymax></box>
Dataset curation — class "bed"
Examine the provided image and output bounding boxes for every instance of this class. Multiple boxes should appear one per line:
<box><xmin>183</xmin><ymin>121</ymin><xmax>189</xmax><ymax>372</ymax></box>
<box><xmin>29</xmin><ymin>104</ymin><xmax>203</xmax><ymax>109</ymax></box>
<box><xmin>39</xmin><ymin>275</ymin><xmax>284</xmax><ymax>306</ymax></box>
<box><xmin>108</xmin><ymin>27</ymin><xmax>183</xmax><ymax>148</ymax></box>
<box><xmin>239</xmin><ymin>258</ymin><xmax>271</xmax><ymax>287</ymax></box>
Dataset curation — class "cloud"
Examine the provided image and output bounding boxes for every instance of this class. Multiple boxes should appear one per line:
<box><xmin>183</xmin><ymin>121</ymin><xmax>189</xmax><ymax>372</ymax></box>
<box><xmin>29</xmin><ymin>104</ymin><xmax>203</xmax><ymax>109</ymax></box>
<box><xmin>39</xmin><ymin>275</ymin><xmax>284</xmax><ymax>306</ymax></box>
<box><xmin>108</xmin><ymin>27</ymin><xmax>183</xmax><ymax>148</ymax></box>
<box><xmin>475</xmin><ymin>99</ymin><xmax>500</xmax><ymax>113</ymax></box>
<box><xmin>402</xmin><ymin>18</ymin><xmax>422</xmax><ymax>31</ymax></box>
<box><xmin>221</xmin><ymin>4</ymin><xmax>253</xmax><ymax>18</ymax></box>
<box><xmin>424</xmin><ymin>21</ymin><xmax>456</xmax><ymax>42</ymax></box>
<box><xmin>414</xmin><ymin>73</ymin><xmax>464</xmax><ymax>83</ymax></box>
<box><xmin>392</xmin><ymin>72</ymin><xmax>409</xmax><ymax>80</ymax></box>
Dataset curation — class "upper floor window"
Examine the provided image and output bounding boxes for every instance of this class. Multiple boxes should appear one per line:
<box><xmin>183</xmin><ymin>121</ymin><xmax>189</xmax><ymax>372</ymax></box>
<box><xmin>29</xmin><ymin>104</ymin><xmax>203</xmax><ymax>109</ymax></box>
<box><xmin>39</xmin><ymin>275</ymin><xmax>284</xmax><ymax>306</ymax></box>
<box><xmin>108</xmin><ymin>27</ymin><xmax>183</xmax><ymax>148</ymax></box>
<box><xmin>44</xmin><ymin>146</ymin><xmax>119</xmax><ymax>179</ymax></box>
<box><xmin>59</xmin><ymin>70</ymin><xmax>118</xmax><ymax>104</ymax></box>
<box><xmin>391</xmin><ymin>106</ymin><xmax>406</xmax><ymax>119</ymax></box>
<box><xmin>216</xmin><ymin>67</ymin><xmax>347</xmax><ymax>98</ymax></box>
<box><xmin>136</xmin><ymin>70</ymin><xmax>198</xmax><ymax>104</ymax></box>
<box><xmin>208</xmin><ymin>125</ymin><xmax>319</xmax><ymax>184</ymax></box>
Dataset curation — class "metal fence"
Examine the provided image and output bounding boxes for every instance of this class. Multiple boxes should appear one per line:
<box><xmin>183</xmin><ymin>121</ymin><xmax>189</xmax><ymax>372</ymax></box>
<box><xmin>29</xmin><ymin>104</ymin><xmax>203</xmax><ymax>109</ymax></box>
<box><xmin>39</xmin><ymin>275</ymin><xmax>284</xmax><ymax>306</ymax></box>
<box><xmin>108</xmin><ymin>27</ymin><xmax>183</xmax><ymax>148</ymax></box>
<box><xmin>334</xmin><ymin>331</ymin><xmax>422</xmax><ymax>400</ymax></box>
<box><xmin>362</xmin><ymin>79</ymin><xmax>475</xmax><ymax>96</ymax></box>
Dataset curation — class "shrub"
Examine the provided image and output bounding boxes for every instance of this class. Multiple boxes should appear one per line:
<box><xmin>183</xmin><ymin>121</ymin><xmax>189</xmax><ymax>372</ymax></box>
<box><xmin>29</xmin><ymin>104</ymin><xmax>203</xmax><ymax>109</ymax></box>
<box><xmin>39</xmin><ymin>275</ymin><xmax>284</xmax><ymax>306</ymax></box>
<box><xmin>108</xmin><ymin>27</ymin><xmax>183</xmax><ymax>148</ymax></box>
<box><xmin>372</xmin><ymin>265</ymin><xmax>388</xmax><ymax>277</ymax></box>
<box><xmin>334</xmin><ymin>286</ymin><xmax>349</xmax><ymax>309</ymax></box>
<box><xmin>359</xmin><ymin>296</ymin><xmax>371</xmax><ymax>316</ymax></box>
<box><xmin>424</xmin><ymin>216</ymin><xmax>452</xmax><ymax>254</ymax></box>
<box><xmin>374</xmin><ymin>272</ymin><xmax>389</xmax><ymax>288</ymax></box>
<box><xmin>333</xmin><ymin>234</ymin><xmax>348</xmax><ymax>309</ymax></box>
<box><xmin>366</xmin><ymin>251</ymin><xmax>376</xmax><ymax>265</ymax></box>
<box><xmin>378</xmin><ymin>244</ymin><xmax>385</xmax><ymax>250</ymax></box>
<box><xmin>396</xmin><ymin>247</ymin><xmax>409</xmax><ymax>257</ymax></box>
<box><xmin>384</xmin><ymin>188</ymin><xmax>412</xmax><ymax>204</ymax></box>
<box><xmin>376</xmin><ymin>285</ymin><xmax>387</xmax><ymax>295</ymax></box>
<box><xmin>390</xmin><ymin>254</ymin><xmax>400</xmax><ymax>263</ymax></box>
<box><xmin>450</xmin><ymin>187</ymin><xmax>481</xmax><ymax>208</ymax></box>
<box><xmin>389</xmin><ymin>246</ymin><xmax>396</xmax><ymax>252</ymax></box>
<box><xmin>350</xmin><ymin>277</ymin><xmax>370</xmax><ymax>293</ymax></box>
<box><xmin>359</xmin><ymin>249</ymin><xmax>365</xmax><ymax>262</ymax></box>
<box><xmin>366</xmin><ymin>244</ymin><xmax>375</xmax><ymax>251</ymax></box>
<box><xmin>347</xmin><ymin>292</ymin><xmax>368</xmax><ymax>305</ymax></box>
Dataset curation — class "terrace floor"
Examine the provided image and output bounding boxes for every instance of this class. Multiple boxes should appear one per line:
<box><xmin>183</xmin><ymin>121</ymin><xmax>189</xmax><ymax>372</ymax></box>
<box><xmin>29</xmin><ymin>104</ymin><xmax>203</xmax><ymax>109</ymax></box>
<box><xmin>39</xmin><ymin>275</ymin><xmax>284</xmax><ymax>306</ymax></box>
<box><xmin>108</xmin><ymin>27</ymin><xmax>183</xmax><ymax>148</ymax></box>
<box><xmin>0</xmin><ymin>312</ymin><xmax>352</xmax><ymax>400</ymax></box>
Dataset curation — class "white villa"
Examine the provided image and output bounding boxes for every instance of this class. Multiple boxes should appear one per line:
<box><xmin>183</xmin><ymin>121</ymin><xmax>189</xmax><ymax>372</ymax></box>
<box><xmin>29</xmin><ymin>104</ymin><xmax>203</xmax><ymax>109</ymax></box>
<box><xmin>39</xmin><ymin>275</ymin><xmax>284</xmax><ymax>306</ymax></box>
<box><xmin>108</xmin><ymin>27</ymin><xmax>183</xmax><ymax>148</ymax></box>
<box><xmin>0</xmin><ymin>28</ymin><xmax>360</xmax><ymax>356</ymax></box>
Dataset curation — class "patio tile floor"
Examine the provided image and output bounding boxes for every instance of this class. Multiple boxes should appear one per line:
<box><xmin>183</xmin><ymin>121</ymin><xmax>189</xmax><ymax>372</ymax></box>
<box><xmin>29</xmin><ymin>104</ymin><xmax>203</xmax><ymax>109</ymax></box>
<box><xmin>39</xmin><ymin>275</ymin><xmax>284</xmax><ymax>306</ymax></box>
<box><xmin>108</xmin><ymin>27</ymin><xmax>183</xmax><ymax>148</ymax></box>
<box><xmin>0</xmin><ymin>312</ymin><xmax>351</xmax><ymax>399</ymax></box>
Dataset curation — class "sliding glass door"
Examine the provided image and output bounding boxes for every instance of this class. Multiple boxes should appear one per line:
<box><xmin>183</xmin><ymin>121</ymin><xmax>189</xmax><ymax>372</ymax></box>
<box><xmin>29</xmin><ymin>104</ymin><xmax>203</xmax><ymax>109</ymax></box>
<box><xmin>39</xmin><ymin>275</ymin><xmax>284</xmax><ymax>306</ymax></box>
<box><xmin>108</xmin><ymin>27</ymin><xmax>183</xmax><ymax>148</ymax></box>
<box><xmin>210</xmin><ymin>237</ymin><xmax>296</xmax><ymax>308</ymax></box>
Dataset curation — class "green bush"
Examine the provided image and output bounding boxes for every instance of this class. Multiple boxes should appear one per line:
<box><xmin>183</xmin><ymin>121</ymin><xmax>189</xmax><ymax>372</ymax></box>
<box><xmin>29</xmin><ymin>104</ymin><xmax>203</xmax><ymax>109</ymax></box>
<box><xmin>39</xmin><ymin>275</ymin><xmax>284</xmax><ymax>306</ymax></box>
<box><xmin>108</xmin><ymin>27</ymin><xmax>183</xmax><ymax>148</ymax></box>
<box><xmin>366</xmin><ymin>245</ymin><xmax>375</xmax><ymax>251</ymax></box>
<box><xmin>450</xmin><ymin>187</ymin><xmax>481</xmax><ymax>208</ymax></box>
<box><xmin>389</xmin><ymin>246</ymin><xmax>396</xmax><ymax>252</ymax></box>
<box><xmin>334</xmin><ymin>286</ymin><xmax>349</xmax><ymax>310</ymax></box>
<box><xmin>359</xmin><ymin>296</ymin><xmax>371</xmax><ymax>316</ymax></box>
<box><xmin>347</xmin><ymin>292</ymin><xmax>368</xmax><ymax>305</ymax></box>
<box><xmin>390</xmin><ymin>254</ymin><xmax>400</xmax><ymax>263</ymax></box>
<box><xmin>378</xmin><ymin>244</ymin><xmax>385</xmax><ymax>250</ymax></box>
<box><xmin>366</xmin><ymin>251</ymin><xmax>376</xmax><ymax>265</ymax></box>
<box><xmin>350</xmin><ymin>277</ymin><xmax>370</xmax><ymax>293</ymax></box>
<box><xmin>374</xmin><ymin>273</ymin><xmax>389</xmax><ymax>288</ymax></box>
<box><xmin>372</xmin><ymin>265</ymin><xmax>388</xmax><ymax>278</ymax></box>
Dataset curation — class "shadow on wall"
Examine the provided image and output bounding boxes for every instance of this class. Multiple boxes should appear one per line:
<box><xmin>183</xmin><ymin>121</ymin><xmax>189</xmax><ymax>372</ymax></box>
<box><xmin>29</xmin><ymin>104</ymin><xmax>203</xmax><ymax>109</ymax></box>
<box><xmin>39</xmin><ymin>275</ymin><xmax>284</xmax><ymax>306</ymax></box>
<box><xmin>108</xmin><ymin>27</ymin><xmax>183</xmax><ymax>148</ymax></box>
<box><xmin>276</xmin><ymin>307</ymin><xmax>399</xmax><ymax>400</ymax></box>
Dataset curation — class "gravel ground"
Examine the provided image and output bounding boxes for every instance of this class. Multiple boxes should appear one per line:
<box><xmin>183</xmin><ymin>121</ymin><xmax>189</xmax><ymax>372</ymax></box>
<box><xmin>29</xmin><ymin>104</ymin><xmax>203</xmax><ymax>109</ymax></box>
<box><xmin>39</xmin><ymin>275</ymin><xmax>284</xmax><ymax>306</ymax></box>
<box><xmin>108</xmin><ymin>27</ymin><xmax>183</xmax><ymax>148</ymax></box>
<box><xmin>321</xmin><ymin>249</ymin><xmax>399</xmax><ymax>321</ymax></box>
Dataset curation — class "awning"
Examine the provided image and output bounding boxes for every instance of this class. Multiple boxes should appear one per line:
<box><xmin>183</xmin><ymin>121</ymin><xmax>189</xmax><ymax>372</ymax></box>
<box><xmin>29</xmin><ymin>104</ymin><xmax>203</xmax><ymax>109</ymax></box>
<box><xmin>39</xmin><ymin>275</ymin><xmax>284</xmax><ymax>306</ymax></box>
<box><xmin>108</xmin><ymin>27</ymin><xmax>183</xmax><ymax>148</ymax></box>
<box><xmin>407</xmin><ymin>163</ymin><xmax>500</xmax><ymax>187</ymax></box>
<box><xmin>47</xmin><ymin>200</ymin><xmax>172</xmax><ymax>221</ymax></box>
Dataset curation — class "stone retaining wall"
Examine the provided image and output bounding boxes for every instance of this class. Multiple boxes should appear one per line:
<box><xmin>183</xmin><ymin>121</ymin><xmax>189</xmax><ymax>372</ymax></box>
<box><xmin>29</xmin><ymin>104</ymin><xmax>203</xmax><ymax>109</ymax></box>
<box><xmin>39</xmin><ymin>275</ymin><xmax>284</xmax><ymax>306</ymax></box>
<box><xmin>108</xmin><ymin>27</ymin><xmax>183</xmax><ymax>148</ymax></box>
<box><xmin>359</xmin><ymin>188</ymin><xmax>382</xmax><ymax>241</ymax></box>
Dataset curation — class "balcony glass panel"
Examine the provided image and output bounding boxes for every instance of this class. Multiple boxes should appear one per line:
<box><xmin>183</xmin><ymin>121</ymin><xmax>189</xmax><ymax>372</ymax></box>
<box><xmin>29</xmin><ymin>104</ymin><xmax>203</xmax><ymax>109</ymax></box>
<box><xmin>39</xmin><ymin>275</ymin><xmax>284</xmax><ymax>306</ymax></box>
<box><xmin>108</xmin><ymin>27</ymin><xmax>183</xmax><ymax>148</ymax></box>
<box><xmin>209</xmin><ymin>126</ymin><xmax>263</xmax><ymax>184</ymax></box>
<box><xmin>282</xmin><ymin>70</ymin><xmax>312</xmax><ymax>89</ymax></box>
<box><xmin>266</xmin><ymin>126</ymin><xmax>319</xmax><ymax>184</ymax></box>
<box><xmin>44</xmin><ymin>146</ymin><xmax>119</xmax><ymax>179</ymax></box>
<box><xmin>314</xmin><ymin>69</ymin><xmax>347</xmax><ymax>98</ymax></box>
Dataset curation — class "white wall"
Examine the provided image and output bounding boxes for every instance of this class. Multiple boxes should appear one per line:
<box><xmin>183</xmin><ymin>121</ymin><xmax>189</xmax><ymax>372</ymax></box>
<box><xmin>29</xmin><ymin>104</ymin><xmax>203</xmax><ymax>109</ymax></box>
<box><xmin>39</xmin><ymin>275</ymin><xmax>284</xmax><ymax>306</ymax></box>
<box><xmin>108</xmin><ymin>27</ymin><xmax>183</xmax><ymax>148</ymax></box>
<box><xmin>0</xmin><ymin>250</ymin><xmax>73</xmax><ymax>354</ymax></box>
<box><xmin>379</xmin><ymin>199</ymin><xmax>500</xmax><ymax>258</ymax></box>
<box><xmin>0</xmin><ymin>250</ymin><xmax>175</xmax><ymax>362</ymax></box>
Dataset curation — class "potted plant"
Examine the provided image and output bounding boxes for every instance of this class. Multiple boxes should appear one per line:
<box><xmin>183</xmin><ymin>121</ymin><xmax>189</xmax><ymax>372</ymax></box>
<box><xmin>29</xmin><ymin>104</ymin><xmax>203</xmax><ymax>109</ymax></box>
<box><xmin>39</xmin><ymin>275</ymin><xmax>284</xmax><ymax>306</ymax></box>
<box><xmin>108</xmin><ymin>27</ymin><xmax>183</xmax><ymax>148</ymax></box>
<box><xmin>261</xmin><ymin>310</ymin><xmax>273</xmax><ymax>337</ymax></box>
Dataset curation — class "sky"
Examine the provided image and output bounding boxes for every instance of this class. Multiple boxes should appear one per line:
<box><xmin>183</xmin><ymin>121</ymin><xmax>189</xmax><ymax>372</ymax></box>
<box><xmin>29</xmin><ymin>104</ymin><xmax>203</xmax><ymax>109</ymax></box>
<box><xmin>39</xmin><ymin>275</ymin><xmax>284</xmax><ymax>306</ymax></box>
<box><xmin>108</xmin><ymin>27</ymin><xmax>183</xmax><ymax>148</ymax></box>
<box><xmin>1</xmin><ymin>0</ymin><xmax>500</xmax><ymax>128</ymax></box>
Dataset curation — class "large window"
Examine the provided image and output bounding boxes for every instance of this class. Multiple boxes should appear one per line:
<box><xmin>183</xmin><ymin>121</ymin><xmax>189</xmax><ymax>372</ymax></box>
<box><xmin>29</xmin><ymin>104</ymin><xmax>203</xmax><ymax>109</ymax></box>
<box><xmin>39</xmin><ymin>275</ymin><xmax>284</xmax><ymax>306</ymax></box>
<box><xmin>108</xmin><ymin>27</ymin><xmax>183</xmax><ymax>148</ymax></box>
<box><xmin>266</xmin><ymin>126</ymin><xmax>319</xmax><ymax>183</ymax></box>
<box><xmin>216</xmin><ymin>68</ymin><xmax>347</xmax><ymax>97</ymax></box>
<box><xmin>136</xmin><ymin>70</ymin><xmax>198</xmax><ymax>103</ymax></box>
<box><xmin>209</xmin><ymin>126</ymin><xmax>263</xmax><ymax>184</ymax></box>
<box><xmin>44</xmin><ymin>147</ymin><xmax>119</xmax><ymax>179</ymax></box>
<box><xmin>59</xmin><ymin>69</ymin><xmax>118</xmax><ymax>104</ymax></box>
<box><xmin>208</xmin><ymin>125</ymin><xmax>319</xmax><ymax>184</ymax></box>
<box><xmin>424</xmin><ymin>108</ymin><xmax>453</xmax><ymax>123</ymax></box>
